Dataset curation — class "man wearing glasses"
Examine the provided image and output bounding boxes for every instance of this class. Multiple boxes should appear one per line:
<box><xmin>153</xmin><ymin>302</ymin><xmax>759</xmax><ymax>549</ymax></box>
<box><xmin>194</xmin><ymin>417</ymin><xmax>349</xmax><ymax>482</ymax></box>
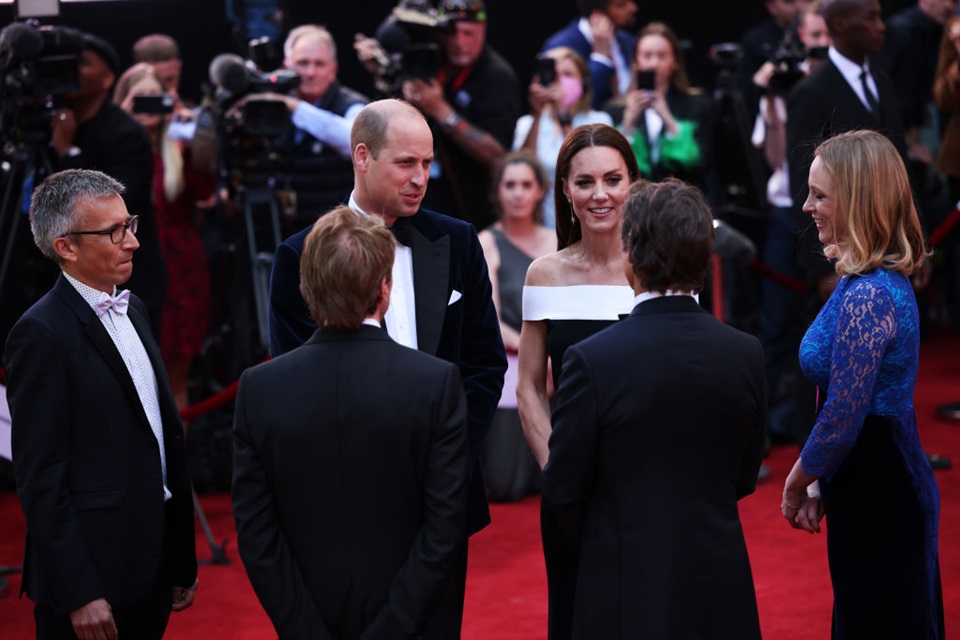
<box><xmin>4</xmin><ymin>169</ymin><xmax>198</xmax><ymax>640</ymax></box>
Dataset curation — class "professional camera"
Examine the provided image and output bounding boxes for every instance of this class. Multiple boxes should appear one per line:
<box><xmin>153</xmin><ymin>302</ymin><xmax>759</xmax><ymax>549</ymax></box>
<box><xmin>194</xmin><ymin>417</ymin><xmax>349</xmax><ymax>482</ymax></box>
<box><xmin>208</xmin><ymin>50</ymin><xmax>300</xmax><ymax>139</ymax></box>
<box><xmin>765</xmin><ymin>33</ymin><xmax>807</xmax><ymax>96</ymax></box>
<box><xmin>0</xmin><ymin>21</ymin><xmax>83</xmax><ymax>151</ymax></box>
<box><xmin>372</xmin><ymin>0</ymin><xmax>455</xmax><ymax>95</ymax></box>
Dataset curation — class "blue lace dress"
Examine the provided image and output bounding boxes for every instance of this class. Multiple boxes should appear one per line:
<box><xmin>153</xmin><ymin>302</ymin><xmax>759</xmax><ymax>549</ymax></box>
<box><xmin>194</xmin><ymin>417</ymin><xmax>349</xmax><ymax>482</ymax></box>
<box><xmin>798</xmin><ymin>268</ymin><xmax>944</xmax><ymax>639</ymax></box>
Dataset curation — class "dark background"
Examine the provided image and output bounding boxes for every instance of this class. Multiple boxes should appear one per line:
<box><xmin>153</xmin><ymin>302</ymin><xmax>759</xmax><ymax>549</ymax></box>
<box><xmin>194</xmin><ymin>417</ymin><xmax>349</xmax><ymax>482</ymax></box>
<box><xmin>0</xmin><ymin>0</ymin><xmax>916</xmax><ymax>106</ymax></box>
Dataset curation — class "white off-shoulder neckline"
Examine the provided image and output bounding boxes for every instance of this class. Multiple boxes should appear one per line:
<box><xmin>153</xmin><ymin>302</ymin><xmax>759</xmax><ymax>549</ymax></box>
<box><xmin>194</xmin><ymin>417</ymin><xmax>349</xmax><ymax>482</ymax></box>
<box><xmin>522</xmin><ymin>285</ymin><xmax>634</xmax><ymax>321</ymax></box>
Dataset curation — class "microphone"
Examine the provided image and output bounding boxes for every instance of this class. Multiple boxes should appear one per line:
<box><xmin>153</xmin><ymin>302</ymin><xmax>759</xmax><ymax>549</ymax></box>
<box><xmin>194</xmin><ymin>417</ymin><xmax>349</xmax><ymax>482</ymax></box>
<box><xmin>0</xmin><ymin>23</ymin><xmax>45</xmax><ymax>63</ymax></box>
<box><xmin>208</xmin><ymin>53</ymin><xmax>249</xmax><ymax>95</ymax></box>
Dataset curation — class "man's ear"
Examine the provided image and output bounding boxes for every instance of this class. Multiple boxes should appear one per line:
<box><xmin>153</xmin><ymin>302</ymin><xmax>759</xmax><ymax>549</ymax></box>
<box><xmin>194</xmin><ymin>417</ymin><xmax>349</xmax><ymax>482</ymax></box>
<box><xmin>53</xmin><ymin>237</ymin><xmax>78</xmax><ymax>264</ymax></box>
<box><xmin>354</xmin><ymin>143</ymin><xmax>371</xmax><ymax>172</ymax></box>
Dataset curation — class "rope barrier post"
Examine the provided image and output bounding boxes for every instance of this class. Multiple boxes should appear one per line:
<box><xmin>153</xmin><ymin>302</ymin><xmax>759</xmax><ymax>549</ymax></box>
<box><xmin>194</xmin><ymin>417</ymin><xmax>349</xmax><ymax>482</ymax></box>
<box><xmin>711</xmin><ymin>253</ymin><xmax>724</xmax><ymax>322</ymax></box>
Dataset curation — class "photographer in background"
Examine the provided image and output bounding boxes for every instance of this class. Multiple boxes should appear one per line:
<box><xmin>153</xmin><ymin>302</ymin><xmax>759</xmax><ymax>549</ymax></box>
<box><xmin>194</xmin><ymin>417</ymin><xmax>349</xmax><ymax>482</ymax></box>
<box><xmin>739</xmin><ymin>0</ymin><xmax>805</xmax><ymax>122</ymax></box>
<box><xmin>249</xmin><ymin>25</ymin><xmax>368</xmax><ymax>228</ymax></box>
<box><xmin>51</xmin><ymin>32</ymin><xmax>168</xmax><ymax>335</ymax></box>
<box><xmin>541</xmin><ymin>0</ymin><xmax>639</xmax><ymax>110</ymax></box>
<box><xmin>401</xmin><ymin>0</ymin><xmax>520</xmax><ymax>231</ymax></box>
<box><xmin>751</xmin><ymin>0</ymin><xmax>830</xmax><ymax>447</ymax></box>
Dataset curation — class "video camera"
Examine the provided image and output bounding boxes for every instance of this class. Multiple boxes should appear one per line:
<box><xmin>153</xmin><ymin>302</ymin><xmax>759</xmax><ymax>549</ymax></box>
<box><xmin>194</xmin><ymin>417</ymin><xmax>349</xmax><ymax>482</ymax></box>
<box><xmin>208</xmin><ymin>49</ymin><xmax>300</xmax><ymax>139</ymax></box>
<box><xmin>0</xmin><ymin>21</ymin><xmax>83</xmax><ymax>152</ymax></box>
<box><xmin>372</xmin><ymin>0</ymin><xmax>455</xmax><ymax>95</ymax></box>
<box><xmin>765</xmin><ymin>31</ymin><xmax>828</xmax><ymax>96</ymax></box>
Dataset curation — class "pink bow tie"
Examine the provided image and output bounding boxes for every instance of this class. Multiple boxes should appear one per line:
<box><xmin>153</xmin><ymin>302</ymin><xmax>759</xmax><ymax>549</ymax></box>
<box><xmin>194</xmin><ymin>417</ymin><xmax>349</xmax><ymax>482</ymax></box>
<box><xmin>96</xmin><ymin>290</ymin><xmax>130</xmax><ymax>318</ymax></box>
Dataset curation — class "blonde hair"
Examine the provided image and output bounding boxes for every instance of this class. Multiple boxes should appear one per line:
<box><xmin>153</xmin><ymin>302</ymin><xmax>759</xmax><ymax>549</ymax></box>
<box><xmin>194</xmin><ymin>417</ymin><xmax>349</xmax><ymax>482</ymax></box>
<box><xmin>814</xmin><ymin>130</ymin><xmax>926</xmax><ymax>276</ymax></box>
<box><xmin>299</xmin><ymin>205</ymin><xmax>395</xmax><ymax>329</ymax></box>
<box><xmin>113</xmin><ymin>63</ymin><xmax>185</xmax><ymax>203</ymax></box>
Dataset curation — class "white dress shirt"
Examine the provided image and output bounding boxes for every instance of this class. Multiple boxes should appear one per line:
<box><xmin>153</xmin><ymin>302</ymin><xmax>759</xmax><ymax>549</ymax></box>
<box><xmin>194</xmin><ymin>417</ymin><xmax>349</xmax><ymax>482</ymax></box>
<box><xmin>63</xmin><ymin>272</ymin><xmax>171</xmax><ymax>501</ymax></box>
<box><xmin>828</xmin><ymin>46</ymin><xmax>880</xmax><ymax>113</ymax></box>
<box><xmin>348</xmin><ymin>192</ymin><xmax>419</xmax><ymax>349</ymax></box>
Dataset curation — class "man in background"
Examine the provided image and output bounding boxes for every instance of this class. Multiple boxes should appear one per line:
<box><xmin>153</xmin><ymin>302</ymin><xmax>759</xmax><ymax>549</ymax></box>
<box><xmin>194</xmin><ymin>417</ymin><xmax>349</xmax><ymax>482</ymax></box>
<box><xmin>542</xmin><ymin>0</ymin><xmax>639</xmax><ymax>109</ymax></box>
<box><xmin>402</xmin><ymin>0</ymin><xmax>520</xmax><ymax>230</ymax></box>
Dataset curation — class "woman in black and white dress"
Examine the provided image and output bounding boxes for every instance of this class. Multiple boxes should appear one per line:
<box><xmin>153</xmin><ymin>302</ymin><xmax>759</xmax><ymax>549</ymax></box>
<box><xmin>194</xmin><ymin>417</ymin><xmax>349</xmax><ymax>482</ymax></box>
<box><xmin>515</xmin><ymin>123</ymin><xmax>640</xmax><ymax>640</ymax></box>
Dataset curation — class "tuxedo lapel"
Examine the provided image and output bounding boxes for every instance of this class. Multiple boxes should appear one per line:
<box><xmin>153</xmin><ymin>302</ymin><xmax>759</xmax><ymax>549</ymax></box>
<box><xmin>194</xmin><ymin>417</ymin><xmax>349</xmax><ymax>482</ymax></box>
<box><xmin>128</xmin><ymin>302</ymin><xmax>180</xmax><ymax>432</ymax></box>
<box><xmin>54</xmin><ymin>276</ymin><xmax>154</xmax><ymax>433</ymax></box>
<box><xmin>410</xmin><ymin>215</ymin><xmax>450</xmax><ymax>357</ymax></box>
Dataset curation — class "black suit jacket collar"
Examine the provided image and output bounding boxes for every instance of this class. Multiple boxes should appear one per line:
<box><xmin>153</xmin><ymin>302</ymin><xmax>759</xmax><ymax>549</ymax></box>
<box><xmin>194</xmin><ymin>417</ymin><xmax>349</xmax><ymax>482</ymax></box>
<box><xmin>51</xmin><ymin>273</ymin><xmax>170</xmax><ymax>437</ymax></box>
<box><xmin>629</xmin><ymin>294</ymin><xmax>706</xmax><ymax>318</ymax></box>
<box><xmin>409</xmin><ymin>211</ymin><xmax>450</xmax><ymax>357</ymax></box>
<box><xmin>305</xmin><ymin>323</ymin><xmax>392</xmax><ymax>345</ymax></box>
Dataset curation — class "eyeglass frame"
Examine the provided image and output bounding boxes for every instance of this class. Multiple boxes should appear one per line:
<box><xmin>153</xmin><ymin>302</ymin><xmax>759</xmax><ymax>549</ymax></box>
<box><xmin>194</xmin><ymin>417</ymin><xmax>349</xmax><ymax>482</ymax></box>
<box><xmin>60</xmin><ymin>215</ymin><xmax>139</xmax><ymax>245</ymax></box>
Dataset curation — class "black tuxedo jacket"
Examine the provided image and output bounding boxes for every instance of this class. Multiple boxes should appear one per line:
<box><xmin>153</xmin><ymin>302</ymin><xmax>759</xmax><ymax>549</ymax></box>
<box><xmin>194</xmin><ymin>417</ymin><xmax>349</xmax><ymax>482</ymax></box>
<box><xmin>232</xmin><ymin>325</ymin><xmax>469</xmax><ymax>640</ymax></box>
<box><xmin>4</xmin><ymin>274</ymin><xmax>197</xmax><ymax>614</ymax></box>
<box><xmin>268</xmin><ymin>208</ymin><xmax>506</xmax><ymax>534</ymax></box>
<box><xmin>543</xmin><ymin>296</ymin><xmax>766</xmax><ymax>639</ymax></box>
<box><xmin>787</xmin><ymin>59</ymin><xmax>905</xmax><ymax>280</ymax></box>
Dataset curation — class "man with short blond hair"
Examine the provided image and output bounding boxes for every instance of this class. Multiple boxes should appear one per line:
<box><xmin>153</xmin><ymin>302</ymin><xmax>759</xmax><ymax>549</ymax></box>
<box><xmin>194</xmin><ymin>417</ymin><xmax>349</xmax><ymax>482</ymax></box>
<box><xmin>234</xmin><ymin>205</ymin><xmax>470</xmax><ymax>639</ymax></box>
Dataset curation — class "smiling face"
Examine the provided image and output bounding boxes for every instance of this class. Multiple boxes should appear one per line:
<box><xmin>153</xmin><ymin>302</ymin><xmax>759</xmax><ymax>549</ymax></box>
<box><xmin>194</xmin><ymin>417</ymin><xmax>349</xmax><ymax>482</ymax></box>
<box><xmin>498</xmin><ymin>162</ymin><xmax>546</xmax><ymax>222</ymax></box>
<box><xmin>804</xmin><ymin>155</ymin><xmax>840</xmax><ymax>246</ymax></box>
<box><xmin>354</xmin><ymin>116</ymin><xmax>434</xmax><ymax>223</ymax></box>
<box><xmin>57</xmin><ymin>194</ymin><xmax>140</xmax><ymax>294</ymax></box>
<box><xmin>563</xmin><ymin>145</ymin><xmax>630</xmax><ymax>238</ymax></box>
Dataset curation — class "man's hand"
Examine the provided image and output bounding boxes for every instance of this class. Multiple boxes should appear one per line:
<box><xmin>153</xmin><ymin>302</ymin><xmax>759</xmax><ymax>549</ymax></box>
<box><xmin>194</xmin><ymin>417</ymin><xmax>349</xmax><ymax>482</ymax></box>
<box><xmin>403</xmin><ymin>78</ymin><xmax>450</xmax><ymax>121</ymax></box>
<box><xmin>51</xmin><ymin>108</ymin><xmax>78</xmax><ymax>159</ymax></box>
<box><xmin>588</xmin><ymin>11</ymin><xmax>614</xmax><ymax>58</ymax></box>
<box><xmin>354</xmin><ymin>32</ymin><xmax>387</xmax><ymax>76</ymax></box>
<box><xmin>69</xmin><ymin>598</ymin><xmax>118</xmax><ymax>640</ymax></box>
<box><xmin>171</xmin><ymin>577</ymin><xmax>199</xmax><ymax>612</ymax></box>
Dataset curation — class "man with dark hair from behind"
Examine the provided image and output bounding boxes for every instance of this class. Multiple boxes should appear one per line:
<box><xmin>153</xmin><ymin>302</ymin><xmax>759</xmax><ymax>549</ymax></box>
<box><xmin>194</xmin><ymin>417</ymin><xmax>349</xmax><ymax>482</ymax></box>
<box><xmin>543</xmin><ymin>179</ymin><xmax>765</xmax><ymax>639</ymax></box>
<box><xmin>233</xmin><ymin>205</ymin><xmax>470</xmax><ymax>639</ymax></box>
<box><xmin>542</xmin><ymin>0</ymin><xmax>639</xmax><ymax>109</ymax></box>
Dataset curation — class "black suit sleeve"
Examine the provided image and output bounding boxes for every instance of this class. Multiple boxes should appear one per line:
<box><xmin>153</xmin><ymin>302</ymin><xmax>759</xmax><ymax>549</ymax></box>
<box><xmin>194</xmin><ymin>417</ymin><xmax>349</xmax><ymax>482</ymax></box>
<box><xmin>231</xmin><ymin>374</ymin><xmax>335</xmax><ymax>640</ymax></box>
<box><xmin>5</xmin><ymin>318</ymin><xmax>104</xmax><ymax>614</ymax></box>
<box><xmin>542</xmin><ymin>345</ymin><xmax>598</xmax><ymax>545</ymax></box>
<box><xmin>362</xmin><ymin>366</ymin><xmax>469</xmax><ymax>640</ymax></box>
<box><xmin>459</xmin><ymin>229</ymin><xmax>507</xmax><ymax>464</ymax></box>
<box><xmin>786</xmin><ymin>79</ymin><xmax>835</xmax><ymax>282</ymax></box>
<box><xmin>736</xmin><ymin>338</ymin><xmax>768</xmax><ymax>500</ymax></box>
<box><xmin>268</xmin><ymin>237</ymin><xmax>316</xmax><ymax>357</ymax></box>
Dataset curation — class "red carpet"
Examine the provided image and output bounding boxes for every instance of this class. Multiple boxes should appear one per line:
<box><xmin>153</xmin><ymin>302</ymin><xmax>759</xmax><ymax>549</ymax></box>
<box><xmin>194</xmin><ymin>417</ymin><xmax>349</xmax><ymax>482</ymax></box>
<box><xmin>1</xmin><ymin>329</ymin><xmax>958</xmax><ymax>638</ymax></box>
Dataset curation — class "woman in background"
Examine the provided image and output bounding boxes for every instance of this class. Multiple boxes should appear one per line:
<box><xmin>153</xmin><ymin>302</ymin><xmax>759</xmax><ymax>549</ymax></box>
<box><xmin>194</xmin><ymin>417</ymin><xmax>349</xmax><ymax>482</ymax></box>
<box><xmin>115</xmin><ymin>63</ymin><xmax>215</xmax><ymax>413</ymax></box>
<box><xmin>479</xmin><ymin>152</ymin><xmax>556</xmax><ymax>502</ymax></box>
<box><xmin>516</xmin><ymin>124</ymin><xmax>639</xmax><ymax>640</ymax></box>
<box><xmin>514</xmin><ymin>47</ymin><xmax>613</xmax><ymax>228</ymax></box>
<box><xmin>618</xmin><ymin>22</ymin><xmax>713</xmax><ymax>192</ymax></box>
<box><xmin>782</xmin><ymin>130</ymin><xmax>943</xmax><ymax>638</ymax></box>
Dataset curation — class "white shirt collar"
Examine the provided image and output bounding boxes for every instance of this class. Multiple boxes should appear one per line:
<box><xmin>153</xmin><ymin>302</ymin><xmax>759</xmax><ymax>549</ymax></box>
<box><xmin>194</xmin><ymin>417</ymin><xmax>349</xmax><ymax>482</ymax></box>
<box><xmin>362</xmin><ymin>317</ymin><xmax>382</xmax><ymax>328</ymax></box>
<box><xmin>63</xmin><ymin>271</ymin><xmax>118</xmax><ymax>309</ymax></box>
<box><xmin>633</xmin><ymin>289</ymin><xmax>697</xmax><ymax>306</ymax></box>
<box><xmin>828</xmin><ymin>46</ymin><xmax>870</xmax><ymax>84</ymax></box>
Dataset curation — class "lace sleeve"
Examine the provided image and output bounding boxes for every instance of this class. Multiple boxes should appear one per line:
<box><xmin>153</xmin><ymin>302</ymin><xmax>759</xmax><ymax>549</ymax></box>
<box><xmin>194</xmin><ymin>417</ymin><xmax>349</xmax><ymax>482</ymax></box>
<box><xmin>799</xmin><ymin>279</ymin><xmax>897</xmax><ymax>480</ymax></box>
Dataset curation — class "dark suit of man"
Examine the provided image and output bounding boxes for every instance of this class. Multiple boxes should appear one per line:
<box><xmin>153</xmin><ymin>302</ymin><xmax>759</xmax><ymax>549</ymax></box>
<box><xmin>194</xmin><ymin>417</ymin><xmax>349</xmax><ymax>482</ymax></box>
<box><xmin>4</xmin><ymin>274</ymin><xmax>197</xmax><ymax>632</ymax></box>
<box><xmin>543</xmin><ymin>295</ymin><xmax>766</xmax><ymax>640</ymax></box>
<box><xmin>542</xmin><ymin>18</ymin><xmax>636</xmax><ymax>110</ymax></box>
<box><xmin>269</xmin><ymin>208</ymin><xmax>506</xmax><ymax>536</ymax></box>
<box><xmin>232</xmin><ymin>325</ymin><xmax>469</xmax><ymax>640</ymax></box>
<box><xmin>787</xmin><ymin>55</ymin><xmax>905</xmax><ymax>280</ymax></box>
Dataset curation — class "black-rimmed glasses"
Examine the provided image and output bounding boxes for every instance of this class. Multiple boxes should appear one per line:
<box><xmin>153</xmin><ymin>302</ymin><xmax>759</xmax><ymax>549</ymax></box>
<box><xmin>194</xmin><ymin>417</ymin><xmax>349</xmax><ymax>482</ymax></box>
<box><xmin>61</xmin><ymin>215</ymin><xmax>139</xmax><ymax>244</ymax></box>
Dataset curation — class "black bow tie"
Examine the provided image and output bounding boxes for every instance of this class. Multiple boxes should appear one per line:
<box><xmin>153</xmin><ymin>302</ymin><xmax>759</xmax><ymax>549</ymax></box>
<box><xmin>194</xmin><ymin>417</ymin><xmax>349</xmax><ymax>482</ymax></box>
<box><xmin>389</xmin><ymin>216</ymin><xmax>415</xmax><ymax>247</ymax></box>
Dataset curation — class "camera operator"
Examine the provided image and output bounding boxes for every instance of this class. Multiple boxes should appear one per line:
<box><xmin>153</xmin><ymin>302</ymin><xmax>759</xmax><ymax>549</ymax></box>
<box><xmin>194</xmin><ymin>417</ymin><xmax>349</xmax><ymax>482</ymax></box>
<box><xmin>132</xmin><ymin>33</ymin><xmax>197</xmax><ymax>134</ymax></box>
<box><xmin>740</xmin><ymin>0</ymin><xmax>805</xmax><ymax>122</ymax></box>
<box><xmin>750</xmin><ymin>0</ymin><xmax>830</xmax><ymax>446</ymax></box>
<box><xmin>50</xmin><ymin>33</ymin><xmax>168</xmax><ymax>335</ymax></box>
<box><xmin>240</xmin><ymin>25</ymin><xmax>368</xmax><ymax>228</ymax></box>
<box><xmin>401</xmin><ymin>0</ymin><xmax>521</xmax><ymax>231</ymax></box>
